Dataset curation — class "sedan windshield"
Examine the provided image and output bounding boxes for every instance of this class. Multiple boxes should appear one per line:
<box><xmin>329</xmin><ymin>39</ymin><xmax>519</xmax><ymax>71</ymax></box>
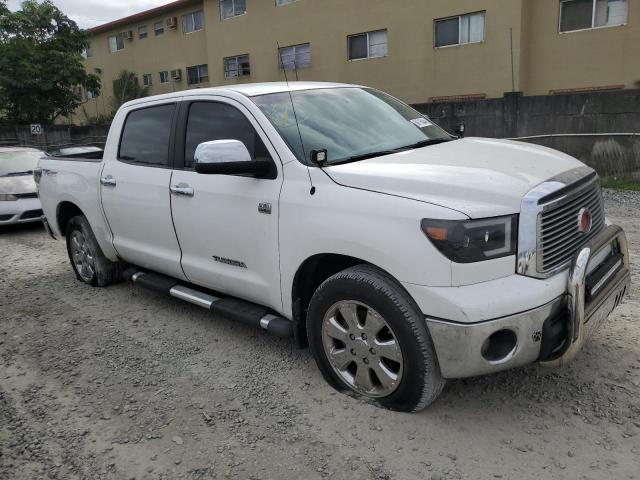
<box><xmin>252</xmin><ymin>87</ymin><xmax>452</xmax><ymax>165</ymax></box>
<box><xmin>0</xmin><ymin>151</ymin><xmax>42</xmax><ymax>177</ymax></box>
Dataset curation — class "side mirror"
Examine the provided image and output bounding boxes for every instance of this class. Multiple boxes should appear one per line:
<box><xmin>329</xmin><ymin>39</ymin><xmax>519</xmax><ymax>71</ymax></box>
<box><xmin>194</xmin><ymin>140</ymin><xmax>270</xmax><ymax>177</ymax></box>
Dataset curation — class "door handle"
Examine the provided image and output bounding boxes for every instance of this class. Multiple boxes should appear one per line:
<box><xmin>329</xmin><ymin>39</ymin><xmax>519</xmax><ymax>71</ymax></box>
<box><xmin>170</xmin><ymin>184</ymin><xmax>194</xmax><ymax>197</ymax></box>
<box><xmin>100</xmin><ymin>175</ymin><xmax>116</xmax><ymax>187</ymax></box>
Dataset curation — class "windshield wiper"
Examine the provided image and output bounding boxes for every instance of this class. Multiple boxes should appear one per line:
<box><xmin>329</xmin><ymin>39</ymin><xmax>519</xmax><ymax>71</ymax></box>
<box><xmin>326</xmin><ymin>138</ymin><xmax>454</xmax><ymax>166</ymax></box>
<box><xmin>328</xmin><ymin>150</ymin><xmax>398</xmax><ymax>166</ymax></box>
<box><xmin>392</xmin><ymin>138</ymin><xmax>453</xmax><ymax>152</ymax></box>
<box><xmin>1</xmin><ymin>170</ymin><xmax>34</xmax><ymax>177</ymax></box>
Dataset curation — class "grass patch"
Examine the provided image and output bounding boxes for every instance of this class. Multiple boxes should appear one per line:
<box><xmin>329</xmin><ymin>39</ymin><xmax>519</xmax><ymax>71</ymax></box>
<box><xmin>602</xmin><ymin>178</ymin><xmax>640</xmax><ymax>191</ymax></box>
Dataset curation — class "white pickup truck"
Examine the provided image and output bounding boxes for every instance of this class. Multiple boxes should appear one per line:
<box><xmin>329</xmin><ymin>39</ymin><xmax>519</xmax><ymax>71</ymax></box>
<box><xmin>36</xmin><ymin>82</ymin><xmax>630</xmax><ymax>412</ymax></box>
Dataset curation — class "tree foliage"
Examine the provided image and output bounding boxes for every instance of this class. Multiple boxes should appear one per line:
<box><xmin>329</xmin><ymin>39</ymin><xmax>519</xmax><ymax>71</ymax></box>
<box><xmin>0</xmin><ymin>0</ymin><xmax>100</xmax><ymax>124</ymax></box>
<box><xmin>110</xmin><ymin>70</ymin><xmax>150</xmax><ymax>113</ymax></box>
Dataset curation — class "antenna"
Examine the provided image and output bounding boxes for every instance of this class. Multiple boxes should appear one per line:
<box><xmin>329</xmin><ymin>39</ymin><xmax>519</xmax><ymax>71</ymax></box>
<box><xmin>278</xmin><ymin>41</ymin><xmax>315</xmax><ymax>194</ymax></box>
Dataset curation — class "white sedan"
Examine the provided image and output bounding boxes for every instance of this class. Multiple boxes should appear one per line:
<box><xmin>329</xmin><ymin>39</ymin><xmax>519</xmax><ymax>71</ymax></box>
<box><xmin>0</xmin><ymin>147</ymin><xmax>44</xmax><ymax>226</ymax></box>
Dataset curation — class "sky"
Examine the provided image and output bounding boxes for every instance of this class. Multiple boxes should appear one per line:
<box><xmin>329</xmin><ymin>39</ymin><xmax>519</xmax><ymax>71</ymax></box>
<box><xmin>6</xmin><ymin>0</ymin><xmax>170</xmax><ymax>28</ymax></box>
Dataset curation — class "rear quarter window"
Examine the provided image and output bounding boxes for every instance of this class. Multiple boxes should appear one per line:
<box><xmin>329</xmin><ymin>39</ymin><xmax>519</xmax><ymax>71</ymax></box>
<box><xmin>118</xmin><ymin>104</ymin><xmax>175</xmax><ymax>166</ymax></box>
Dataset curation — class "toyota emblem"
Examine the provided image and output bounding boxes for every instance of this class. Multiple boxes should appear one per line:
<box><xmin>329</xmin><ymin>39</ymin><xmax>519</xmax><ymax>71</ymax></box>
<box><xmin>577</xmin><ymin>207</ymin><xmax>592</xmax><ymax>234</ymax></box>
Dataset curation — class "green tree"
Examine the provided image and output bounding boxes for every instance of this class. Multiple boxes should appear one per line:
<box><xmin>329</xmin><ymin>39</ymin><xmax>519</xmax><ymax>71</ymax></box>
<box><xmin>0</xmin><ymin>0</ymin><xmax>100</xmax><ymax>124</ymax></box>
<box><xmin>110</xmin><ymin>70</ymin><xmax>150</xmax><ymax>112</ymax></box>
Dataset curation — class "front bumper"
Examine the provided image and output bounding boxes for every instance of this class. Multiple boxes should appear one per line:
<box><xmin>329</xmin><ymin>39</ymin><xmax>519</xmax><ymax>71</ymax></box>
<box><xmin>0</xmin><ymin>197</ymin><xmax>43</xmax><ymax>225</ymax></box>
<box><xmin>426</xmin><ymin>225</ymin><xmax>630</xmax><ymax>379</ymax></box>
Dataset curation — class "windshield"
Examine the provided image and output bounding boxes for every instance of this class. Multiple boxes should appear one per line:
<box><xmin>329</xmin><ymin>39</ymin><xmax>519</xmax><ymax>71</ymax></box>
<box><xmin>0</xmin><ymin>151</ymin><xmax>42</xmax><ymax>177</ymax></box>
<box><xmin>252</xmin><ymin>87</ymin><xmax>452</xmax><ymax>165</ymax></box>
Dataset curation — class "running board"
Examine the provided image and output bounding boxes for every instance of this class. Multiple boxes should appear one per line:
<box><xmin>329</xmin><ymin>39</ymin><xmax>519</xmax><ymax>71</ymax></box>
<box><xmin>126</xmin><ymin>270</ymin><xmax>293</xmax><ymax>338</ymax></box>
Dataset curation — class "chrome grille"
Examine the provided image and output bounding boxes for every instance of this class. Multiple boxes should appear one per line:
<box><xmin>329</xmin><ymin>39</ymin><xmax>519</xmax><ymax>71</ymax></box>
<box><xmin>537</xmin><ymin>175</ymin><xmax>605</xmax><ymax>273</ymax></box>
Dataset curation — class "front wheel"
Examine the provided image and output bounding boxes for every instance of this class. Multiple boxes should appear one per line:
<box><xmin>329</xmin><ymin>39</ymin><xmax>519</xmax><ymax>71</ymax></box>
<box><xmin>307</xmin><ymin>265</ymin><xmax>445</xmax><ymax>412</ymax></box>
<box><xmin>65</xmin><ymin>215</ymin><xmax>123</xmax><ymax>287</ymax></box>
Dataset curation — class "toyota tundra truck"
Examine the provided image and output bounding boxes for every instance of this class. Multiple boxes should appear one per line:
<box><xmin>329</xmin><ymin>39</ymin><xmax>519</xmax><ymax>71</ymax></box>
<box><xmin>35</xmin><ymin>82</ymin><xmax>630</xmax><ymax>412</ymax></box>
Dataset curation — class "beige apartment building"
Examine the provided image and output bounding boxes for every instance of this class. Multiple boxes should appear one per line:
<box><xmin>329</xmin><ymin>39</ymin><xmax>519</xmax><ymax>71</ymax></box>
<box><xmin>74</xmin><ymin>0</ymin><xmax>640</xmax><ymax>124</ymax></box>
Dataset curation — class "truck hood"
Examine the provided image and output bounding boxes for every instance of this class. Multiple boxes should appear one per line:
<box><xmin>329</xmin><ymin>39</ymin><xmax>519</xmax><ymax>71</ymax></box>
<box><xmin>323</xmin><ymin>138</ymin><xmax>585</xmax><ymax>218</ymax></box>
<box><xmin>0</xmin><ymin>175</ymin><xmax>37</xmax><ymax>195</ymax></box>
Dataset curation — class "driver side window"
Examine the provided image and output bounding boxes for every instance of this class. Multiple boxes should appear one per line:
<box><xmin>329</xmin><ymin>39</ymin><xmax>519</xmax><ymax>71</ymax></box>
<box><xmin>184</xmin><ymin>102</ymin><xmax>272</xmax><ymax>169</ymax></box>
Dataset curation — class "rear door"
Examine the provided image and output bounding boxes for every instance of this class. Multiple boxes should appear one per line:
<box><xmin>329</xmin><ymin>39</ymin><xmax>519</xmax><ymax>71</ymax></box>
<box><xmin>100</xmin><ymin>102</ymin><xmax>187</xmax><ymax>279</ymax></box>
<box><xmin>170</xmin><ymin>98</ymin><xmax>284</xmax><ymax>311</ymax></box>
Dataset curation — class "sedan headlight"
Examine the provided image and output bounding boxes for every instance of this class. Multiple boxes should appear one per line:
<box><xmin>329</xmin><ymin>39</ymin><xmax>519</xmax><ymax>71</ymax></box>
<box><xmin>421</xmin><ymin>215</ymin><xmax>518</xmax><ymax>263</ymax></box>
<box><xmin>0</xmin><ymin>194</ymin><xmax>18</xmax><ymax>202</ymax></box>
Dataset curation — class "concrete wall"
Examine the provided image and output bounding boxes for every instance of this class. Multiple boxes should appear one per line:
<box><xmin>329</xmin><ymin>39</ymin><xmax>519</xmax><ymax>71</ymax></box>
<box><xmin>414</xmin><ymin>89</ymin><xmax>640</xmax><ymax>179</ymax></box>
<box><xmin>0</xmin><ymin>125</ymin><xmax>110</xmax><ymax>150</ymax></box>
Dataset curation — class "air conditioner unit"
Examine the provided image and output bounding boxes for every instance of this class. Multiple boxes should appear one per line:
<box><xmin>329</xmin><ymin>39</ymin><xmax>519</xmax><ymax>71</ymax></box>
<box><xmin>171</xmin><ymin>69</ymin><xmax>182</xmax><ymax>81</ymax></box>
<box><xmin>166</xmin><ymin>17</ymin><xmax>178</xmax><ymax>29</ymax></box>
<box><xmin>123</xmin><ymin>30</ymin><xmax>134</xmax><ymax>40</ymax></box>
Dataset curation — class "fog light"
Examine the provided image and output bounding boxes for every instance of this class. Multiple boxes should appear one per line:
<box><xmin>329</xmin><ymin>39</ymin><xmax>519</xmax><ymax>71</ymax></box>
<box><xmin>481</xmin><ymin>329</ymin><xmax>517</xmax><ymax>363</ymax></box>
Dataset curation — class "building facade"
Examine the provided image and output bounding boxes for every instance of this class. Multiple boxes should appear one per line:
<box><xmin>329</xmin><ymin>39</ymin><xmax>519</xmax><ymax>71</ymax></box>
<box><xmin>75</xmin><ymin>0</ymin><xmax>640</xmax><ymax>124</ymax></box>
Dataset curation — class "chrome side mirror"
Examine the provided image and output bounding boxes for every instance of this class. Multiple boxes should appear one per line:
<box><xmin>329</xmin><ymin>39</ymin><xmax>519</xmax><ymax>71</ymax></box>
<box><xmin>194</xmin><ymin>139</ymin><xmax>271</xmax><ymax>177</ymax></box>
<box><xmin>194</xmin><ymin>139</ymin><xmax>252</xmax><ymax>165</ymax></box>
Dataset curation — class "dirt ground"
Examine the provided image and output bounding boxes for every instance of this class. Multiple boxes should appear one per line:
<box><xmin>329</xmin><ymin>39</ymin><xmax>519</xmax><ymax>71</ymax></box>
<box><xmin>1</xmin><ymin>190</ymin><xmax>639</xmax><ymax>480</ymax></box>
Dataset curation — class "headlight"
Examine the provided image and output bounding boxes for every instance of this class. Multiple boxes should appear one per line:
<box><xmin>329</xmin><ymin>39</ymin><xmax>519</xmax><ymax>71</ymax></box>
<box><xmin>421</xmin><ymin>215</ymin><xmax>518</xmax><ymax>263</ymax></box>
<box><xmin>0</xmin><ymin>194</ymin><xmax>18</xmax><ymax>201</ymax></box>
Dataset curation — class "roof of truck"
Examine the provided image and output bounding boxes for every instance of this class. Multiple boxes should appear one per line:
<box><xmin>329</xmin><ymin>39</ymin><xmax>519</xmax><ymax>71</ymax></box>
<box><xmin>122</xmin><ymin>82</ymin><xmax>362</xmax><ymax>109</ymax></box>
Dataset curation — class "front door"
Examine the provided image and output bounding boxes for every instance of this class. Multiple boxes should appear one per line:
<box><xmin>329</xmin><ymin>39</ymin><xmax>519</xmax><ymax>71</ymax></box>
<box><xmin>101</xmin><ymin>102</ymin><xmax>186</xmax><ymax>279</ymax></box>
<box><xmin>170</xmin><ymin>99</ymin><xmax>283</xmax><ymax>311</ymax></box>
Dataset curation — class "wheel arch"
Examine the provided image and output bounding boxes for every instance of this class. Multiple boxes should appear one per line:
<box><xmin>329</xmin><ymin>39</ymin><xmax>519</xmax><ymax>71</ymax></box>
<box><xmin>291</xmin><ymin>253</ymin><xmax>411</xmax><ymax>348</ymax></box>
<box><xmin>56</xmin><ymin>201</ymin><xmax>85</xmax><ymax>237</ymax></box>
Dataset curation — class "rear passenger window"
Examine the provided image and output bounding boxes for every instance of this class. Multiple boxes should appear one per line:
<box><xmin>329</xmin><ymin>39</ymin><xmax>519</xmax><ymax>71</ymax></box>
<box><xmin>119</xmin><ymin>104</ymin><xmax>175</xmax><ymax>166</ymax></box>
<box><xmin>184</xmin><ymin>102</ymin><xmax>272</xmax><ymax>169</ymax></box>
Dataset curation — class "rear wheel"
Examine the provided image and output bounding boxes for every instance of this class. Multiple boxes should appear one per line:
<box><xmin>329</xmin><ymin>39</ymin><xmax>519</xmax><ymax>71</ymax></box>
<box><xmin>307</xmin><ymin>265</ymin><xmax>445</xmax><ymax>412</ymax></box>
<box><xmin>65</xmin><ymin>215</ymin><xmax>123</xmax><ymax>287</ymax></box>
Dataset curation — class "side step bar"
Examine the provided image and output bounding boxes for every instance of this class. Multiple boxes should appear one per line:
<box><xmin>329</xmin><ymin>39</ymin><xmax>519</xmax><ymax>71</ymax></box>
<box><xmin>125</xmin><ymin>270</ymin><xmax>293</xmax><ymax>338</ymax></box>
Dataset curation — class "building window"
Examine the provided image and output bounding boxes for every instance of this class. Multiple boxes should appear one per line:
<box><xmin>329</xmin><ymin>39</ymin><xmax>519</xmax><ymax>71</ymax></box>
<box><xmin>348</xmin><ymin>29</ymin><xmax>388</xmax><ymax>60</ymax></box>
<box><xmin>221</xmin><ymin>0</ymin><xmax>246</xmax><ymax>19</ymax></box>
<box><xmin>154</xmin><ymin>21</ymin><xmax>165</xmax><ymax>35</ymax></box>
<box><xmin>138</xmin><ymin>25</ymin><xmax>148</xmax><ymax>39</ymax></box>
<box><xmin>183</xmin><ymin>10</ymin><xmax>204</xmax><ymax>33</ymax></box>
<box><xmin>159</xmin><ymin>71</ymin><xmax>170</xmax><ymax>84</ymax></box>
<box><xmin>84</xmin><ymin>89</ymin><xmax>97</xmax><ymax>101</ymax></box>
<box><xmin>560</xmin><ymin>0</ymin><xmax>628</xmax><ymax>32</ymax></box>
<box><xmin>276</xmin><ymin>0</ymin><xmax>298</xmax><ymax>5</ymax></box>
<box><xmin>82</xmin><ymin>43</ymin><xmax>93</xmax><ymax>58</ymax></box>
<box><xmin>224</xmin><ymin>54</ymin><xmax>251</xmax><ymax>78</ymax></box>
<box><xmin>143</xmin><ymin>74</ymin><xmax>153</xmax><ymax>87</ymax></box>
<box><xmin>187</xmin><ymin>64</ymin><xmax>209</xmax><ymax>85</ymax></box>
<box><xmin>434</xmin><ymin>11</ymin><xmax>486</xmax><ymax>48</ymax></box>
<box><xmin>279</xmin><ymin>43</ymin><xmax>311</xmax><ymax>70</ymax></box>
<box><xmin>108</xmin><ymin>33</ymin><xmax>125</xmax><ymax>53</ymax></box>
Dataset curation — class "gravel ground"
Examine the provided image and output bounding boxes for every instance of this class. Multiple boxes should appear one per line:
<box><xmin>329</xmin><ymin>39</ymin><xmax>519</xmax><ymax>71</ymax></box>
<box><xmin>1</xmin><ymin>190</ymin><xmax>639</xmax><ymax>480</ymax></box>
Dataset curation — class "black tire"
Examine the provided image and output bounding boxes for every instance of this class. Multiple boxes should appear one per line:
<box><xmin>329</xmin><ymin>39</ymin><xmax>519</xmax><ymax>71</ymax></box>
<box><xmin>65</xmin><ymin>215</ymin><xmax>123</xmax><ymax>287</ymax></box>
<box><xmin>307</xmin><ymin>265</ymin><xmax>445</xmax><ymax>412</ymax></box>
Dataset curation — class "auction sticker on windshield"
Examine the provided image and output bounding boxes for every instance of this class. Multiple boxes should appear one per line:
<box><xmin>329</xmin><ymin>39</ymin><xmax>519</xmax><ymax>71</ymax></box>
<box><xmin>410</xmin><ymin>117</ymin><xmax>432</xmax><ymax>128</ymax></box>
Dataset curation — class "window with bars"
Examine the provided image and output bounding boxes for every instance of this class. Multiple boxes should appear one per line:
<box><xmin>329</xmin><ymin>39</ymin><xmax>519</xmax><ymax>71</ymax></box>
<box><xmin>560</xmin><ymin>0</ymin><xmax>628</xmax><ymax>32</ymax></box>
<box><xmin>434</xmin><ymin>11</ymin><xmax>485</xmax><ymax>47</ymax></box>
<box><xmin>138</xmin><ymin>25</ymin><xmax>148</xmax><ymax>39</ymax></box>
<box><xmin>348</xmin><ymin>30</ymin><xmax>388</xmax><ymax>60</ymax></box>
<box><xmin>221</xmin><ymin>0</ymin><xmax>246</xmax><ymax>19</ymax></box>
<box><xmin>224</xmin><ymin>55</ymin><xmax>251</xmax><ymax>78</ymax></box>
<box><xmin>187</xmin><ymin>64</ymin><xmax>209</xmax><ymax>85</ymax></box>
<box><xmin>143</xmin><ymin>74</ymin><xmax>153</xmax><ymax>87</ymax></box>
<box><xmin>183</xmin><ymin>10</ymin><xmax>204</xmax><ymax>33</ymax></box>
<box><xmin>159</xmin><ymin>71</ymin><xmax>170</xmax><ymax>84</ymax></box>
<box><xmin>279</xmin><ymin>43</ymin><xmax>311</xmax><ymax>70</ymax></box>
